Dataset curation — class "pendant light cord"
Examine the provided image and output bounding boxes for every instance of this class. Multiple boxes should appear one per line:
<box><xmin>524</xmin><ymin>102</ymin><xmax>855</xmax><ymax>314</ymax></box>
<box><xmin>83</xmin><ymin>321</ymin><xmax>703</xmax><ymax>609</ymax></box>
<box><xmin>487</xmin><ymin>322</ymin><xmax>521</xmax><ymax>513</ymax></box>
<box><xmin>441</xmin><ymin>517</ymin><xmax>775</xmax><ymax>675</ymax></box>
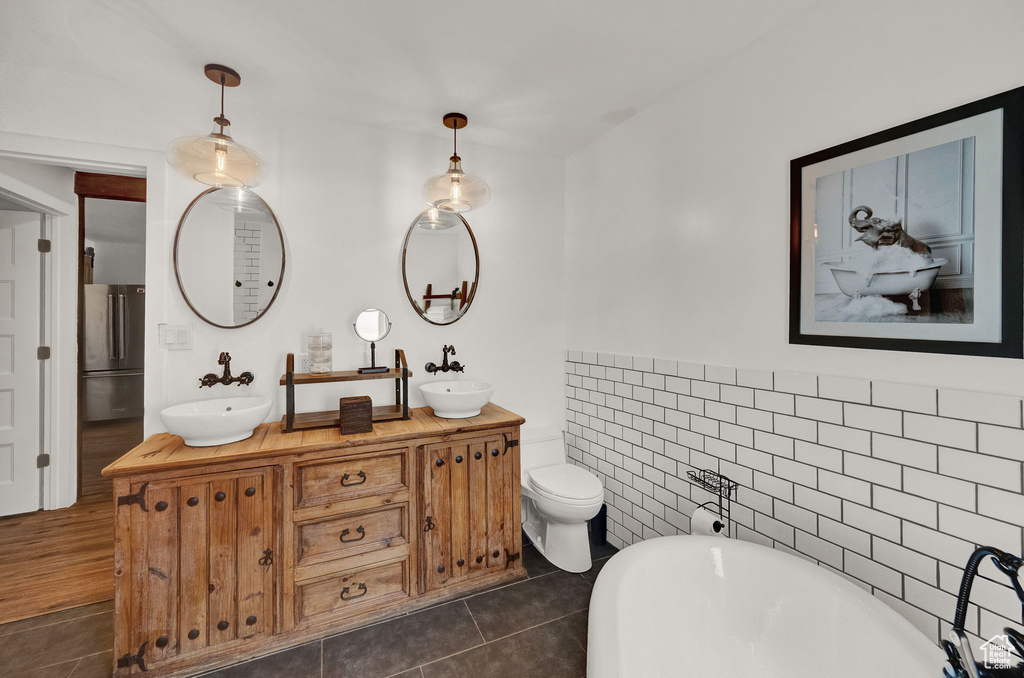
<box><xmin>219</xmin><ymin>74</ymin><xmax>226</xmax><ymax>134</ymax></box>
<box><xmin>452</xmin><ymin>123</ymin><xmax>458</xmax><ymax>158</ymax></box>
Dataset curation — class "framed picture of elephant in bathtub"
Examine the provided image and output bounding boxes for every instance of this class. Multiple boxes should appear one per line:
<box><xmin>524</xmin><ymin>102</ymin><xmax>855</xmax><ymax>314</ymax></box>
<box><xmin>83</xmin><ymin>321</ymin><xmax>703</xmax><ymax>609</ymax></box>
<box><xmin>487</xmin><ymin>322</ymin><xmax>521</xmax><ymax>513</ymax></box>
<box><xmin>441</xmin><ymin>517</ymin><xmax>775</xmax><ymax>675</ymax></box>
<box><xmin>789</xmin><ymin>86</ymin><xmax>1024</xmax><ymax>358</ymax></box>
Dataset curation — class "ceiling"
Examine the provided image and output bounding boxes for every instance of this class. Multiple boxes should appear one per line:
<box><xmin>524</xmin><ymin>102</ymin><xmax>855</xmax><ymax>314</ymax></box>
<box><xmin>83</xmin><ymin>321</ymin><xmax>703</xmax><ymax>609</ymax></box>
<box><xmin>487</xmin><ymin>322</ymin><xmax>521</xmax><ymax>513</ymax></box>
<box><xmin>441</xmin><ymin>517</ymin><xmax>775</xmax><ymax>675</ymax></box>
<box><xmin>0</xmin><ymin>0</ymin><xmax>821</xmax><ymax>156</ymax></box>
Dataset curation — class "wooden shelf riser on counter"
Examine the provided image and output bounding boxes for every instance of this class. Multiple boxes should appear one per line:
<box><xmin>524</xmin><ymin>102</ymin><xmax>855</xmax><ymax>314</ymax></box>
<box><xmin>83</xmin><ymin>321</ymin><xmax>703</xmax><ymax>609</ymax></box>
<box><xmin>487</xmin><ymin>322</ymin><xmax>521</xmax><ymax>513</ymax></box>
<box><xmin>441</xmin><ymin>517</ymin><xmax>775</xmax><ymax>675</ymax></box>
<box><xmin>103</xmin><ymin>404</ymin><xmax>525</xmax><ymax>678</ymax></box>
<box><xmin>281</xmin><ymin>350</ymin><xmax>411</xmax><ymax>432</ymax></box>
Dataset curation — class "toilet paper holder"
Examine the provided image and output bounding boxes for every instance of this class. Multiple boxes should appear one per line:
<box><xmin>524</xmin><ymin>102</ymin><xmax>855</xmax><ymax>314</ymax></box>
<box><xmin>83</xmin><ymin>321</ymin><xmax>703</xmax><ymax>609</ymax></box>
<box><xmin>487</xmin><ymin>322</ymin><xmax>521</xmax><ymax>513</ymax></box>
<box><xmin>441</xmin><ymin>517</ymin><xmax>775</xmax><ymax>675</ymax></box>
<box><xmin>687</xmin><ymin>469</ymin><xmax>739</xmax><ymax>537</ymax></box>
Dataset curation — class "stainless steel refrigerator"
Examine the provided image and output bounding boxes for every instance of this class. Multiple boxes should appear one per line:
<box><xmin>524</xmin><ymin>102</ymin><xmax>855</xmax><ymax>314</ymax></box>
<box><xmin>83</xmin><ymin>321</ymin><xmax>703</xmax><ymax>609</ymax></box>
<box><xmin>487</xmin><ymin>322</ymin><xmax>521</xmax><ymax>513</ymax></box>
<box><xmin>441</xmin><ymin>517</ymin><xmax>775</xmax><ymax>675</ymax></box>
<box><xmin>82</xmin><ymin>284</ymin><xmax>145</xmax><ymax>421</ymax></box>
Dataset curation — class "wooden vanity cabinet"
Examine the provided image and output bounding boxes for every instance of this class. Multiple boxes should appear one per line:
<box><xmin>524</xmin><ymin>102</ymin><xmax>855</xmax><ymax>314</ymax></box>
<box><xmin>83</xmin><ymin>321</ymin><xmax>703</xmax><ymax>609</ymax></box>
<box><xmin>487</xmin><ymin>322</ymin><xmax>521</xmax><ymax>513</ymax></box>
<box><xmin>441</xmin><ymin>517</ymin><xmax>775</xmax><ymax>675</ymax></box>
<box><xmin>421</xmin><ymin>432</ymin><xmax>523</xmax><ymax>591</ymax></box>
<box><xmin>286</xmin><ymin>445</ymin><xmax>415</xmax><ymax>631</ymax></box>
<box><xmin>116</xmin><ymin>468</ymin><xmax>275</xmax><ymax>675</ymax></box>
<box><xmin>106</xmin><ymin>404</ymin><xmax>524</xmax><ymax>678</ymax></box>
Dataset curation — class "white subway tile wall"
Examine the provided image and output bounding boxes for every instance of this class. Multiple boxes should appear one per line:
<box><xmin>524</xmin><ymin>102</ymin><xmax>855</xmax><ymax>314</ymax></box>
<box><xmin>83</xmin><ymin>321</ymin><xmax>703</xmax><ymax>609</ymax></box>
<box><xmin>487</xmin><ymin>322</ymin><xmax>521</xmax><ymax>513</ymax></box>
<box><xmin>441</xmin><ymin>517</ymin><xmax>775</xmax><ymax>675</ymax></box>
<box><xmin>233</xmin><ymin>222</ymin><xmax>262</xmax><ymax>322</ymax></box>
<box><xmin>565</xmin><ymin>350</ymin><xmax>1024</xmax><ymax>648</ymax></box>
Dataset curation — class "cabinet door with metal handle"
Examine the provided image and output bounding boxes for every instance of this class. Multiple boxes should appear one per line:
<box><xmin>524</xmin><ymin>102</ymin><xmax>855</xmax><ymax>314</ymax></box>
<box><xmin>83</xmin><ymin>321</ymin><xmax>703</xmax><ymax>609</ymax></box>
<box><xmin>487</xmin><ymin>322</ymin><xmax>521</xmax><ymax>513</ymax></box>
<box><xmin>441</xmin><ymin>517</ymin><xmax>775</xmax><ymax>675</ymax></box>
<box><xmin>422</xmin><ymin>443</ymin><xmax>453</xmax><ymax>591</ymax></box>
<box><xmin>120</xmin><ymin>468</ymin><xmax>275</xmax><ymax>674</ymax></box>
<box><xmin>421</xmin><ymin>433</ymin><xmax>521</xmax><ymax>593</ymax></box>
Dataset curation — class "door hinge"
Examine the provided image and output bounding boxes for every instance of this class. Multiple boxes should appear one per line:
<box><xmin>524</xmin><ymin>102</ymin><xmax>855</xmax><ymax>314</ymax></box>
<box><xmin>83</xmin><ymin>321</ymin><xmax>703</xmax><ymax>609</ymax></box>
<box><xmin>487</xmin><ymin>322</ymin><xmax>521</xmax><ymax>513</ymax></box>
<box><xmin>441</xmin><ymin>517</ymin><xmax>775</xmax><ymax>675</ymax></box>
<box><xmin>37</xmin><ymin>346</ymin><xmax>50</xmax><ymax>360</ymax></box>
<box><xmin>503</xmin><ymin>433</ymin><xmax>519</xmax><ymax>455</ymax></box>
<box><xmin>37</xmin><ymin>239</ymin><xmax>51</xmax><ymax>253</ymax></box>
<box><xmin>116</xmin><ymin>641</ymin><xmax>148</xmax><ymax>672</ymax></box>
<box><xmin>36</xmin><ymin>454</ymin><xmax>50</xmax><ymax>469</ymax></box>
<box><xmin>117</xmin><ymin>482</ymin><xmax>148</xmax><ymax>512</ymax></box>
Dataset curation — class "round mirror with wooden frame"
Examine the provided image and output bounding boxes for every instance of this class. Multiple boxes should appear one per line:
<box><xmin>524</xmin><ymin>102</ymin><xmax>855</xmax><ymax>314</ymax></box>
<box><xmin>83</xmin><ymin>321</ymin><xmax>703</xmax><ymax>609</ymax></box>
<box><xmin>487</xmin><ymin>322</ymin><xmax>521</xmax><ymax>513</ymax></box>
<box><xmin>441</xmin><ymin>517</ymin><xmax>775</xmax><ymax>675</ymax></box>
<box><xmin>401</xmin><ymin>208</ymin><xmax>479</xmax><ymax>326</ymax></box>
<box><xmin>173</xmin><ymin>187</ymin><xmax>285</xmax><ymax>329</ymax></box>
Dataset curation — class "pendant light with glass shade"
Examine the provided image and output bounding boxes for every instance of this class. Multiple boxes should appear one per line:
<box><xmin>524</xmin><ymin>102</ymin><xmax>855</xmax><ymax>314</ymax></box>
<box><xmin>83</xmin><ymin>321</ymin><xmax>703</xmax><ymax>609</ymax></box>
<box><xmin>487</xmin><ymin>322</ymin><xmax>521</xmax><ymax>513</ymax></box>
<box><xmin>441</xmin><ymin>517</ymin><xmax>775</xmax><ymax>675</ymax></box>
<box><xmin>422</xmin><ymin>113</ymin><xmax>490</xmax><ymax>213</ymax></box>
<box><xmin>416</xmin><ymin>207</ymin><xmax>461</xmax><ymax>230</ymax></box>
<box><xmin>166</xmin><ymin>64</ymin><xmax>268</xmax><ymax>188</ymax></box>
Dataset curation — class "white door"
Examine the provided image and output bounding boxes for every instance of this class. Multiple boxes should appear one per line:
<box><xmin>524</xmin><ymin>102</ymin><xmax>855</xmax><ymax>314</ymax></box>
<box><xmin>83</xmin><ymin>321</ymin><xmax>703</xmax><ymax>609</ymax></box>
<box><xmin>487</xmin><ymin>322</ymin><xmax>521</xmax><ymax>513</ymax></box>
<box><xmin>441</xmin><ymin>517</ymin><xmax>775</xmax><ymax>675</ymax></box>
<box><xmin>0</xmin><ymin>210</ymin><xmax>41</xmax><ymax>516</ymax></box>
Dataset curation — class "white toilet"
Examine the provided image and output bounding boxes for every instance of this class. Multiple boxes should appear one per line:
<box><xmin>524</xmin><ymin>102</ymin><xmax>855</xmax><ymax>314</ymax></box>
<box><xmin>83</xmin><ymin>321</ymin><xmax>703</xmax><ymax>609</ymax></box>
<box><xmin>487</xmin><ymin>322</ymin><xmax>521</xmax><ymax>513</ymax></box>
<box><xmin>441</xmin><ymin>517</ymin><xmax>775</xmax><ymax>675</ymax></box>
<box><xmin>521</xmin><ymin>434</ymin><xmax>604</xmax><ymax>573</ymax></box>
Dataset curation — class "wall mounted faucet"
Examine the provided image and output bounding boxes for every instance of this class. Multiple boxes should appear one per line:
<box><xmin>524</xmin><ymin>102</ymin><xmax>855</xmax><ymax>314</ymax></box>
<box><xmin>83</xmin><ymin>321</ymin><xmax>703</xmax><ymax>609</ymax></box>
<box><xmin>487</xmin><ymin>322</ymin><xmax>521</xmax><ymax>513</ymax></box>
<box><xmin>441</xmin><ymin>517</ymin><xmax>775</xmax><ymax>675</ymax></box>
<box><xmin>199</xmin><ymin>352</ymin><xmax>255</xmax><ymax>388</ymax></box>
<box><xmin>425</xmin><ymin>345</ymin><xmax>464</xmax><ymax>375</ymax></box>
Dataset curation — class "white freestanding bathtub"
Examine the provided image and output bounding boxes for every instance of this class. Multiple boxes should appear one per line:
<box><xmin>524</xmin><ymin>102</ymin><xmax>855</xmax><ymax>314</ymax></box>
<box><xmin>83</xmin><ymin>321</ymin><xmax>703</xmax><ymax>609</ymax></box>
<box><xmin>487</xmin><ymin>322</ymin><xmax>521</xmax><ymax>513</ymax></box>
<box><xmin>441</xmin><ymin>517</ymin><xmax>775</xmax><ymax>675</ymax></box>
<box><xmin>588</xmin><ymin>536</ymin><xmax>944</xmax><ymax>678</ymax></box>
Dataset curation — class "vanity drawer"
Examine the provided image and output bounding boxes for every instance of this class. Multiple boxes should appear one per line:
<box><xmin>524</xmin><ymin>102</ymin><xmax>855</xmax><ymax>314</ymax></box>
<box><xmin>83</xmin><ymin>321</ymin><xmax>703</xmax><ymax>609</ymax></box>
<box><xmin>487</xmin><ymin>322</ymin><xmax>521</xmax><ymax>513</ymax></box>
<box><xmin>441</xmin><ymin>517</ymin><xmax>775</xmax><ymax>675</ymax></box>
<box><xmin>294</xmin><ymin>448</ymin><xmax>409</xmax><ymax>508</ymax></box>
<box><xmin>296</xmin><ymin>504</ymin><xmax>409</xmax><ymax>567</ymax></box>
<box><xmin>295</xmin><ymin>557</ymin><xmax>410</xmax><ymax>624</ymax></box>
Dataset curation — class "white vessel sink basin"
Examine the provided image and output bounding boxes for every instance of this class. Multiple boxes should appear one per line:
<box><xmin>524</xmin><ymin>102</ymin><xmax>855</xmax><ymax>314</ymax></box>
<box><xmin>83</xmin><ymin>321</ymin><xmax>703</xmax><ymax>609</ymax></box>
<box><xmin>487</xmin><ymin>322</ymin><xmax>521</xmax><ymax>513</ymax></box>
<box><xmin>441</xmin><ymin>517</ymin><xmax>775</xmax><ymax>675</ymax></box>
<box><xmin>420</xmin><ymin>380</ymin><xmax>494</xmax><ymax>419</ymax></box>
<box><xmin>161</xmin><ymin>396</ymin><xmax>272</xmax><ymax>447</ymax></box>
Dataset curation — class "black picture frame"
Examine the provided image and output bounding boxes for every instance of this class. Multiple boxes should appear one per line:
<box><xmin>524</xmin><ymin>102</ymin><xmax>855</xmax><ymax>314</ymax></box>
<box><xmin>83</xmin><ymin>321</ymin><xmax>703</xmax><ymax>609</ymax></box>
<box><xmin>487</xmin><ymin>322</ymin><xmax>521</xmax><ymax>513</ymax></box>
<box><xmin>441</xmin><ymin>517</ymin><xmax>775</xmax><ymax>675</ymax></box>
<box><xmin>789</xmin><ymin>86</ymin><xmax>1024</xmax><ymax>358</ymax></box>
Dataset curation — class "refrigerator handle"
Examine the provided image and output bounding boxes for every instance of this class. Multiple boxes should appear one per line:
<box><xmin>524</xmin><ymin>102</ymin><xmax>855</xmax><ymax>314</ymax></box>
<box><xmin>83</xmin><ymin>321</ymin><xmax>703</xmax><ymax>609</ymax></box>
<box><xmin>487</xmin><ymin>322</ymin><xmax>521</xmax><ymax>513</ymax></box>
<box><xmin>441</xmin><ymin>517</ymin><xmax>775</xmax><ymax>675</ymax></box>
<box><xmin>107</xmin><ymin>294</ymin><xmax>116</xmax><ymax>360</ymax></box>
<box><xmin>117</xmin><ymin>294</ymin><xmax>127</xmax><ymax>360</ymax></box>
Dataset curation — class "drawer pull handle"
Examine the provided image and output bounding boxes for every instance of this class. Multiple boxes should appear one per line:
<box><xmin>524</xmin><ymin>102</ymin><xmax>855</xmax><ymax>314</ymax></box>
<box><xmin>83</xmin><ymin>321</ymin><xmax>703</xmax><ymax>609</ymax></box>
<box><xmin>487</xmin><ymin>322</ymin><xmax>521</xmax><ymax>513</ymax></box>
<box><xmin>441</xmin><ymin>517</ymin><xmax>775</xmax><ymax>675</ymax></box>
<box><xmin>437</xmin><ymin>565</ymin><xmax>445</xmax><ymax>573</ymax></box>
<box><xmin>340</xmin><ymin>526</ymin><xmax>366</xmax><ymax>543</ymax></box>
<box><xmin>476</xmin><ymin>555</ymin><xmax>483</xmax><ymax>564</ymax></box>
<box><xmin>155</xmin><ymin>635</ymin><xmax>169</xmax><ymax>648</ymax></box>
<box><xmin>493</xmin><ymin>550</ymin><xmax>500</xmax><ymax>558</ymax></box>
<box><xmin>187</xmin><ymin>496</ymin><xmax>199</xmax><ymax>507</ymax></box>
<box><xmin>341</xmin><ymin>471</ymin><xmax>367</xmax><ymax>486</ymax></box>
<box><xmin>456</xmin><ymin>455</ymin><xmax>464</xmax><ymax>463</ymax></box>
<box><xmin>424</xmin><ymin>516</ymin><xmax>435</xmax><ymax>531</ymax></box>
<box><xmin>435</xmin><ymin>458</ymin><xmax>445</xmax><ymax>467</ymax></box>
<box><xmin>246</xmin><ymin>615</ymin><xmax>258</xmax><ymax>626</ymax></box>
<box><xmin>475</xmin><ymin>451</ymin><xmax>482</xmax><ymax>460</ymax></box>
<box><xmin>259</xmin><ymin>548</ymin><xmax>274</xmax><ymax>570</ymax></box>
<box><xmin>491</xmin><ymin>449</ymin><xmax>499</xmax><ymax>457</ymax></box>
<box><xmin>215</xmin><ymin>491</ymin><xmax>227</xmax><ymax>502</ymax></box>
<box><xmin>217</xmin><ymin>620</ymin><xmax>229</xmax><ymax>631</ymax></box>
<box><xmin>340</xmin><ymin>583</ymin><xmax>367</xmax><ymax>601</ymax></box>
<box><xmin>188</xmin><ymin>629</ymin><xmax>200</xmax><ymax>640</ymax></box>
<box><xmin>245</xmin><ymin>487</ymin><xmax>256</xmax><ymax>497</ymax></box>
<box><xmin>155</xmin><ymin>501</ymin><xmax>168</xmax><ymax>512</ymax></box>
<box><xmin>457</xmin><ymin>558</ymin><xmax>465</xmax><ymax>567</ymax></box>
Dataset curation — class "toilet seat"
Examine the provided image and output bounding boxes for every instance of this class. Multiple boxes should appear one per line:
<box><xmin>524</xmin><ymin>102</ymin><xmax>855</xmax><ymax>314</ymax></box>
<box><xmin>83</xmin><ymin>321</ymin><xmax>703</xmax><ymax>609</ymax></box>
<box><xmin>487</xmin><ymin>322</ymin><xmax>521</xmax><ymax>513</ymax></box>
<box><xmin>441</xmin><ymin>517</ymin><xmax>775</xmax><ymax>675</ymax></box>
<box><xmin>527</xmin><ymin>464</ymin><xmax>603</xmax><ymax>503</ymax></box>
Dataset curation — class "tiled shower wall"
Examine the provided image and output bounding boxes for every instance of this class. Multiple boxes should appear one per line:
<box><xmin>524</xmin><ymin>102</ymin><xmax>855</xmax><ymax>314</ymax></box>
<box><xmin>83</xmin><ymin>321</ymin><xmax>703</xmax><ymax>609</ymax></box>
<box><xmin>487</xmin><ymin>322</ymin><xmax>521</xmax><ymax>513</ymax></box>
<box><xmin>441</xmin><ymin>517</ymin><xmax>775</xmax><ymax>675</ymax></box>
<box><xmin>233</xmin><ymin>220</ymin><xmax>261</xmax><ymax>323</ymax></box>
<box><xmin>565</xmin><ymin>349</ymin><xmax>1024</xmax><ymax>649</ymax></box>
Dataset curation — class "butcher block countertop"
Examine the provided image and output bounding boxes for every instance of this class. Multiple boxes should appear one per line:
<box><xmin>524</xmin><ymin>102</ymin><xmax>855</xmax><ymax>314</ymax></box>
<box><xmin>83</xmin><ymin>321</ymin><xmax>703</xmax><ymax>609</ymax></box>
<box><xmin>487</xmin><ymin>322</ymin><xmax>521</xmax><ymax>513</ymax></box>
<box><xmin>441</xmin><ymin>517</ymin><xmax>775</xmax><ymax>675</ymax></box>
<box><xmin>102</xmin><ymin>402</ymin><xmax>525</xmax><ymax>477</ymax></box>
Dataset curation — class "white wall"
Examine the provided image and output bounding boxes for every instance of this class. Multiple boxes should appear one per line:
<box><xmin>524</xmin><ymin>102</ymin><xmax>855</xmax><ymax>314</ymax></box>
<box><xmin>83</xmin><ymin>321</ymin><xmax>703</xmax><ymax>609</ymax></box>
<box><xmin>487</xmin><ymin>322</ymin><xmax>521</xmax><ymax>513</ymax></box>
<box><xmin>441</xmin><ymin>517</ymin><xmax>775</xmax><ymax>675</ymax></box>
<box><xmin>0</xmin><ymin>158</ymin><xmax>75</xmax><ymax>202</ymax></box>
<box><xmin>0</xmin><ymin>56</ymin><xmax>566</xmax><ymax>506</ymax></box>
<box><xmin>565</xmin><ymin>0</ymin><xmax>1024</xmax><ymax>395</ymax></box>
<box><xmin>89</xmin><ymin>239</ymin><xmax>146</xmax><ymax>284</ymax></box>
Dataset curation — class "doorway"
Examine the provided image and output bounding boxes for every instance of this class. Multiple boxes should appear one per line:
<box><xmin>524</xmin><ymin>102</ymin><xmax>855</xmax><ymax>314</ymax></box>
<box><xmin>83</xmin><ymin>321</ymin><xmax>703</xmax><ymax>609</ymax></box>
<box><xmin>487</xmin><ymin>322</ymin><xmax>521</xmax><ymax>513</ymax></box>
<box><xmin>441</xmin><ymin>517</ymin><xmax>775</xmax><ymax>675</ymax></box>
<box><xmin>74</xmin><ymin>173</ymin><xmax>147</xmax><ymax>500</ymax></box>
<box><xmin>0</xmin><ymin>205</ymin><xmax>47</xmax><ymax>516</ymax></box>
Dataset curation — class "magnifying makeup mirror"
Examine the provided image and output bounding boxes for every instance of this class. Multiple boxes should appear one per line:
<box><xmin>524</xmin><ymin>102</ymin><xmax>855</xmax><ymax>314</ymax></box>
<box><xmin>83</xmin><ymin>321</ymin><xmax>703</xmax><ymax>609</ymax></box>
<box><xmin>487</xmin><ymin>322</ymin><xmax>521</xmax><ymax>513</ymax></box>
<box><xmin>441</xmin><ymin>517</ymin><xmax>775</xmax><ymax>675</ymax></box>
<box><xmin>353</xmin><ymin>308</ymin><xmax>392</xmax><ymax>374</ymax></box>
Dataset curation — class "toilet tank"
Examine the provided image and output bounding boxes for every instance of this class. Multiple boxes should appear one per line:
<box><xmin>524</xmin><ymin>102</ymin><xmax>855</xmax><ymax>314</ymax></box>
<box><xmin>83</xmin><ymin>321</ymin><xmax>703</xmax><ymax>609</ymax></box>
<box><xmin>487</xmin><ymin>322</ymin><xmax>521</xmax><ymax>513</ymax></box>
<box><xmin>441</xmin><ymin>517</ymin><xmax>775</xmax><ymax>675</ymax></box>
<box><xmin>520</xmin><ymin>434</ymin><xmax>567</xmax><ymax>475</ymax></box>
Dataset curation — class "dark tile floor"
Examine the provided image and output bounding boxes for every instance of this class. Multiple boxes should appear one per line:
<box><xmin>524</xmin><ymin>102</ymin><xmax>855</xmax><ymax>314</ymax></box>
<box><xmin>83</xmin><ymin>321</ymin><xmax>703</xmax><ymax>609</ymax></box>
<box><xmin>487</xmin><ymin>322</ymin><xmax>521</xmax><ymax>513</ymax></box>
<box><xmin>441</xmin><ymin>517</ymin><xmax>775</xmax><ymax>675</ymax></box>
<box><xmin>0</xmin><ymin>537</ymin><xmax>618</xmax><ymax>678</ymax></box>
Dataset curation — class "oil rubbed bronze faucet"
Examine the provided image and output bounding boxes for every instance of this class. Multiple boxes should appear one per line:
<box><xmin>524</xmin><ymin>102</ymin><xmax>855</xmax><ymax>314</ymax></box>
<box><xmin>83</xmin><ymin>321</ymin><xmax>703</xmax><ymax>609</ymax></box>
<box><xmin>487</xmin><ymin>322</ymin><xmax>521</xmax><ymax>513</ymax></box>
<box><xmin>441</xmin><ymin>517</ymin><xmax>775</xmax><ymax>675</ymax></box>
<box><xmin>425</xmin><ymin>345</ymin><xmax>464</xmax><ymax>375</ymax></box>
<box><xmin>199</xmin><ymin>352</ymin><xmax>255</xmax><ymax>388</ymax></box>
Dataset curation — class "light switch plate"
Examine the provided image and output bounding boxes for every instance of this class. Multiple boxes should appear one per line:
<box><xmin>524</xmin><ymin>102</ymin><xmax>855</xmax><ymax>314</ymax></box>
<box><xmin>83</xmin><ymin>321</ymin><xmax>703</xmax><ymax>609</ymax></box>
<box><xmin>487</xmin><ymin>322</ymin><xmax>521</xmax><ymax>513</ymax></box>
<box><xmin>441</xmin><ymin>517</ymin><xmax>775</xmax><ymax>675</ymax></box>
<box><xmin>158</xmin><ymin>323</ymin><xmax>194</xmax><ymax>350</ymax></box>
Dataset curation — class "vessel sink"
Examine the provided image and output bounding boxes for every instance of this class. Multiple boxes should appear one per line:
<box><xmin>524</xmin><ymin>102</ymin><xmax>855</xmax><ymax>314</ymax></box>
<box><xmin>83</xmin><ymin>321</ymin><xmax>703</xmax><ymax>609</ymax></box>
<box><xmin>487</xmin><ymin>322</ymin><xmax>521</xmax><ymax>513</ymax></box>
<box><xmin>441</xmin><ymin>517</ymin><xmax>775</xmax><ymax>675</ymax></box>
<box><xmin>161</xmin><ymin>396</ymin><xmax>272</xmax><ymax>447</ymax></box>
<box><xmin>420</xmin><ymin>380</ymin><xmax>494</xmax><ymax>419</ymax></box>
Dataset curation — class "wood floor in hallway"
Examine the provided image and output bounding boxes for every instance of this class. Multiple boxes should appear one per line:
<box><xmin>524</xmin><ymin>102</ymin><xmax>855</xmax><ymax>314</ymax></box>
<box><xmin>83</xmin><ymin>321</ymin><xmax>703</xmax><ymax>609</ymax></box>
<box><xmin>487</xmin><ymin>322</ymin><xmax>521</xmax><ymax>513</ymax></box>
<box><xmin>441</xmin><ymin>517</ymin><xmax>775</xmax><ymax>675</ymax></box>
<box><xmin>0</xmin><ymin>419</ymin><xmax>141</xmax><ymax>625</ymax></box>
<box><xmin>0</xmin><ymin>492</ymin><xmax>113</xmax><ymax>625</ymax></box>
<box><xmin>81</xmin><ymin>419</ymin><xmax>144</xmax><ymax>497</ymax></box>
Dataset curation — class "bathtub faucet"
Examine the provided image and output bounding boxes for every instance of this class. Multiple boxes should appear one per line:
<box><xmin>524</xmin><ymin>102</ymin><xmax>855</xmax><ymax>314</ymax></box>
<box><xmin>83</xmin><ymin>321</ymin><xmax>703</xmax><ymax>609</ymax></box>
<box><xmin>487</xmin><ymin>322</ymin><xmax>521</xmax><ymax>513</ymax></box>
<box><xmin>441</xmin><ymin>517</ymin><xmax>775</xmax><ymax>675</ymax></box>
<box><xmin>941</xmin><ymin>545</ymin><xmax>1024</xmax><ymax>678</ymax></box>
